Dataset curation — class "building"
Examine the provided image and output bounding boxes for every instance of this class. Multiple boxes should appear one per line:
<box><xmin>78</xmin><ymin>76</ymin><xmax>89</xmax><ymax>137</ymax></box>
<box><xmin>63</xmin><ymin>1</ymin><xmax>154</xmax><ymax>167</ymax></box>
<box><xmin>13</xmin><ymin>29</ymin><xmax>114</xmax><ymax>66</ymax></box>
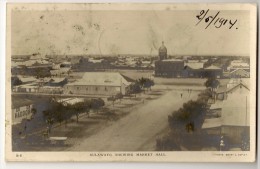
<box><xmin>64</xmin><ymin>72</ymin><xmax>133</xmax><ymax>96</ymax></box>
<box><xmin>202</xmin><ymin>78</ymin><xmax>250</xmax><ymax>149</ymax></box>
<box><xmin>228</xmin><ymin>60</ymin><xmax>250</xmax><ymax>72</ymax></box>
<box><xmin>155</xmin><ymin>59</ymin><xmax>184</xmax><ymax>77</ymax></box>
<box><xmin>230</xmin><ymin>69</ymin><xmax>250</xmax><ymax>78</ymax></box>
<box><xmin>216</xmin><ymin>79</ymin><xmax>249</xmax><ymax>101</ymax></box>
<box><xmin>13</xmin><ymin>84</ymin><xmax>39</xmax><ymax>93</ymax></box>
<box><xmin>12</xmin><ymin>98</ymin><xmax>34</xmax><ymax>125</ymax></box>
<box><xmin>183</xmin><ymin>61</ymin><xmax>205</xmax><ymax>78</ymax></box>
<box><xmin>203</xmin><ymin>65</ymin><xmax>223</xmax><ymax>78</ymax></box>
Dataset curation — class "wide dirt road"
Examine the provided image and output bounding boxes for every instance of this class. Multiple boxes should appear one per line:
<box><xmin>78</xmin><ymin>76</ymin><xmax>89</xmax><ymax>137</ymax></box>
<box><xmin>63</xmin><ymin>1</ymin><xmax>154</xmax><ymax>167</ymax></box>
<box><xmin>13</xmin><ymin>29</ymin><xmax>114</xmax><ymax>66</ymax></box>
<box><xmin>70</xmin><ymin>90</ymin><xmax>199</xmax><ymax>151</ymax></box>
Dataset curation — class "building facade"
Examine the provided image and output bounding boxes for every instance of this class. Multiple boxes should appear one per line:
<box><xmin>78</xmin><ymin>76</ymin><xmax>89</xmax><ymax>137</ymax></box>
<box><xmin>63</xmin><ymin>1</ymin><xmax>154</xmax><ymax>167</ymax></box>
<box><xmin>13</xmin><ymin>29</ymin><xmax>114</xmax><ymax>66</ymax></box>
<box><xmin>155</xmin><ymin>59</ymin><xmax>184</xmax><ymax>77</ymax></box>
<box><xmin>12</xmin><ymin>99</ymin><xmax>33</xmax><ymax>125</ymax></box>
<box><xmin>64</xmin><ymin>72</ymin><xmax>133</xmax><ymax>96</ymax></box>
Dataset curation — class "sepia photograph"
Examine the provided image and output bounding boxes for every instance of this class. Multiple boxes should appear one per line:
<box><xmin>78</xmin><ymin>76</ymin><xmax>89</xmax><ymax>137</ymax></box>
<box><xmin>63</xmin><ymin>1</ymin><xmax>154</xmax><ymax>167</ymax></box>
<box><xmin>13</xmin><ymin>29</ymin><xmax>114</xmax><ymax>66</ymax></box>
<box><xmin>5</xmin><ymin>3</ymin><xmax>257</xmax><ymax>162</ymax></box>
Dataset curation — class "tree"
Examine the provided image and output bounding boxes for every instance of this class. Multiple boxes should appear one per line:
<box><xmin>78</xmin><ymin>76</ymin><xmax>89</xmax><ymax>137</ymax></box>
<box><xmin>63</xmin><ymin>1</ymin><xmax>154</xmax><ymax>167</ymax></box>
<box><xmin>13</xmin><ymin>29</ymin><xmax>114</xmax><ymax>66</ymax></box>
<box><xmin>107</xmin><ymin>93</ymin><xmax>124</xmax><ymax>106</ymax></box>
<box><xmin>168</xmin><ymin>100</ymin><xmax>207</xmax><ymax>134</ymax></box>
<box><xmin>30</xmin><ymin>107</ymin><xmax>37</xmax><ymax>119</ymax></box>
<box><xmin>83</xmin><ymin>100</ymin><xmax>91</xmax><ymax>117</ymax></box>
<box><xmin>204</xmin><ymin>77</ymin><xmax>220</xmax><ymax>93</ymax></box>
<box><xmin>42</xmin><ymin>110</ymin><xmax>54</xmax><ymax>134</ymax></box>
<box><xmin>90</xmin><ymin>98</ymin><xmax>105</xmax><ymax>113</ymax></box>
<box><xmin>129</xmin><ymin>82</ymin><xmax>142</xmax><ymax>96</ymax></box>
<box><xmin>137</xmin><ymin>77</ymin><xmax>155</xmax><ymax>92</ymax></box>
<box><xmin>107</xmin><ymin>96</ymin><xmax>116</xmax><ymax>107</ymax></box>
<box><xmin>11</xmin><ymin>76</ymin><xmax>22</xmax><ymax>86</ymax></box>
<box><xmin>35</xmin><ymin>67</ymin><xmax>51</xmax><ymax>79</ymax></box>
<box><xmin>43</xmin><ymin>101</ymin><xmax>72</xmax><ymax>127</ymax></box>
<box><xmin>70</xmin><ymin>102</ymin><xmax>85</xmax><ymax>123</ymax></box>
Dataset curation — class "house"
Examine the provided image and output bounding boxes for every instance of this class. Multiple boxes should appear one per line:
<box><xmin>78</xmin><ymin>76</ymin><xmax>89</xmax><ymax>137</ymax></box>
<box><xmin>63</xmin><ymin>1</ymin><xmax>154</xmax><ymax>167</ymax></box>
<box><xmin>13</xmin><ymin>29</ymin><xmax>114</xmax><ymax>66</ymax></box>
<box><xmin>12</xmin><ymin>98</ymin><xmax>34</xmax><ymax>125</ymax></box>
<box><xmin>12</xmin><ymin>76</ymin><xmax>39</xmax><ymax>93</ymax></box>
<box><xmin>64</xmin><ymin>72</ymin><xmax>133</xmax><ymax>96</ymax></box>
<box><xmin>202</xmin><ymin>78</ymin><xmax>250</xmax><ymax>149</ymax></box>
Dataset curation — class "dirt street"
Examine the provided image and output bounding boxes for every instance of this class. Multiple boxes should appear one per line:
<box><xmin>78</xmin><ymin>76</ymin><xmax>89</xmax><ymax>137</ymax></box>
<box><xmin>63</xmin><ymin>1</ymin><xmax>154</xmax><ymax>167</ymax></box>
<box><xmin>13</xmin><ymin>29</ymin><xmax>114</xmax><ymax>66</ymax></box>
<box><xmin>69</xmin><ymin>90</ymin><xmax>199</xmax><ymax>151</ymax></box>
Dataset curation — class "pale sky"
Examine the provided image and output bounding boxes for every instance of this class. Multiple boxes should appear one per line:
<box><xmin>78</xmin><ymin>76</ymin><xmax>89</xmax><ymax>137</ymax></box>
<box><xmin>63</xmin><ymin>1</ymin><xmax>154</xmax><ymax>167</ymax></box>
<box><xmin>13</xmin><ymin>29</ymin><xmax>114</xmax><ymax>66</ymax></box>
<box><xmin>11</xmin><ymin>10</ymin><xmax>250</xmax><ymax>56</ymax></box>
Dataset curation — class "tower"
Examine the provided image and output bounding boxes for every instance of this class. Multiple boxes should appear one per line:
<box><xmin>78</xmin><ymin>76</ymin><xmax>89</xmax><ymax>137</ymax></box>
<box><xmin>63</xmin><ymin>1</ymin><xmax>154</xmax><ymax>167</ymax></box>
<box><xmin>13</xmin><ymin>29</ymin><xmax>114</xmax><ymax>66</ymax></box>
<box><xmin>158</xmin><ymin>41</ymin><xmax>167</xmax><ymax>60</ymax></box>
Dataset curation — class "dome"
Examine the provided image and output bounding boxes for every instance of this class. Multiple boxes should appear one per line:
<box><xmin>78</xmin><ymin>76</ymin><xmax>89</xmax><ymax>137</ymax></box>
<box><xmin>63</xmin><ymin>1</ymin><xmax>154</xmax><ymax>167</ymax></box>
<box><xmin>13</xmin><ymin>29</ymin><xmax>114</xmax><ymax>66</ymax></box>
<box><xmin>158</xmin><ymin>41</ymin><xmax>167</xmax><ymax>60</ymax></box>
<box><xmin>159</xmin><ymin>41</ymin><xmax>167</xmax><ymax>53</ymax></box>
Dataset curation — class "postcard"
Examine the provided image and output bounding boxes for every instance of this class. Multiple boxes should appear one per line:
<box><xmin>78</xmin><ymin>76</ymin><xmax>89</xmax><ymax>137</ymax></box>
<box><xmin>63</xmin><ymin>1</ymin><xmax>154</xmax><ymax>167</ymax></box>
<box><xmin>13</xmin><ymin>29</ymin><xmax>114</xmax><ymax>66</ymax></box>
<box><xmin>5</xmin><ymin>3</ymin><xmax>257</xmax><ymax>162</ymax></box>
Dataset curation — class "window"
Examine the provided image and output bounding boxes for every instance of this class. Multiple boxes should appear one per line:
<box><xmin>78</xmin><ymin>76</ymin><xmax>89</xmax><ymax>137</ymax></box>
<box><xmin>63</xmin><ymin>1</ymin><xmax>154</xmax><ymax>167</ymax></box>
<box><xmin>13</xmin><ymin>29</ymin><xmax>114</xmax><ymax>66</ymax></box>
<box><xmin>77</xmin><ymin>87</ymin><xmax>79</xmax><ymax>90</ymax></box>
<box><xmin>95</xmin><ymin>87</ymin><xmax>98</xmax><ymax>91</ymax></box>
<box><xmin>86</xmin><ymin>87</ymin><xmax>88</xmax><ymax>91</ymax></box>
<box><xmin>105</xmin><ymin>87</ymin><xmax>107</xmax><ymax>91</ymax></box>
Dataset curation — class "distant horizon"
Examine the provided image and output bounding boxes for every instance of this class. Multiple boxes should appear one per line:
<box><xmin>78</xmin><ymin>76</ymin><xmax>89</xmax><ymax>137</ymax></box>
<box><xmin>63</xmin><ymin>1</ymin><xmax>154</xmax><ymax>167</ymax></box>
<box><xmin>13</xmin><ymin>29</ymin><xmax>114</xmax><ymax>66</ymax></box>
<box><xmin>11</xmin><ymin>53</ymin><xmax>250</xmax><ymax>58</ymax></box>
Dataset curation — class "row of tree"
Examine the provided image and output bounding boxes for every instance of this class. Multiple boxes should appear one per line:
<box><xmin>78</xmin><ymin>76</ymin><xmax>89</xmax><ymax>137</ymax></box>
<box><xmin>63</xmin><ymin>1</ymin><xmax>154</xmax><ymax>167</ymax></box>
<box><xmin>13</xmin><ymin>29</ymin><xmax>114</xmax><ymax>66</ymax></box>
<box><xmin>42</xmin><ymin>98</ymin><xmax>105</xmax><ymax>131</ymax></box>
<box><xmin>156</xmin><ymin>77</ymin><xmax>217</xmax><ymax>151</ymax></box>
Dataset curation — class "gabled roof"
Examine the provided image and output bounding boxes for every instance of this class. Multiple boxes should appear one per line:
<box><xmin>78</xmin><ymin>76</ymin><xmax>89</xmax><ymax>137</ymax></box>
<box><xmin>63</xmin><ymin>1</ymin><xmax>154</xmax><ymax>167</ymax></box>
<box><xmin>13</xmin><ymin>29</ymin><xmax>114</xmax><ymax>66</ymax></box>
<box><xmin>18</xmin><ymin>76</ymin><xmax>37</xmax><ymax>83</ymax></box>
<box><xmin>216</xmin><ymin>79</ymin><xmax>250</xmax><ymax>94</ymax></box>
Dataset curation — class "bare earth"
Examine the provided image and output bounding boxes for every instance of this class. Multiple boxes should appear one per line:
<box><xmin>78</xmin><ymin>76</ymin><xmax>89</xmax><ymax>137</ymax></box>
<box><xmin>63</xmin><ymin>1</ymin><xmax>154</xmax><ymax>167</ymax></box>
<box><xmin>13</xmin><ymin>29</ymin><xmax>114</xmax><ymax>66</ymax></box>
<box><xmin>69</xmin><ymin>90</ymin><xmax>199</xmax><ymax>151</ymax></box>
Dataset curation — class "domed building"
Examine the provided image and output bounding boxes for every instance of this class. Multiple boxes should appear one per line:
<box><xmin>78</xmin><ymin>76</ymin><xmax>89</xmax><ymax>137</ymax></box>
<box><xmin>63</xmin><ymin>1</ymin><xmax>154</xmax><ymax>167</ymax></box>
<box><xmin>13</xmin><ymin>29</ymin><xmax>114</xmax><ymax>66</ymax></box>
<box><xmin>155</xmin><ymin>41</ymin><xmax>185</xmax><ymax>77</ymax></box>
<box><xmin>158</xmin><ymin>41</ymin><xmax>167</xmax><ymax>60</ymax></box>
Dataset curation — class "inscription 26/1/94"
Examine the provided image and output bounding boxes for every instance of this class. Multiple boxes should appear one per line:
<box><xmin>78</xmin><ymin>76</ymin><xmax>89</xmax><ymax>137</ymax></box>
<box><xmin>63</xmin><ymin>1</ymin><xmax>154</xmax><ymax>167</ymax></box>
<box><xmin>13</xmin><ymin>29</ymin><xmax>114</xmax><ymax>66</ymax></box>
<box><xmin>196</xmin><ymin>9</ymin><xmax>238</xmax><ymax>30</ymax></box>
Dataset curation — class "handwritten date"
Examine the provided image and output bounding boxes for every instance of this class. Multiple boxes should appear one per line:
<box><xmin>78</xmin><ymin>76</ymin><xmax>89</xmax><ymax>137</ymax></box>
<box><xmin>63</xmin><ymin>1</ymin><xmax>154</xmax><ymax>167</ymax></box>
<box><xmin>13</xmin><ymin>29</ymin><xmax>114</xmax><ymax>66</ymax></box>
<box><xmin>196</xmin><ymin>9</ymin><xmax>238</xmax><ymax>30</ymax></box>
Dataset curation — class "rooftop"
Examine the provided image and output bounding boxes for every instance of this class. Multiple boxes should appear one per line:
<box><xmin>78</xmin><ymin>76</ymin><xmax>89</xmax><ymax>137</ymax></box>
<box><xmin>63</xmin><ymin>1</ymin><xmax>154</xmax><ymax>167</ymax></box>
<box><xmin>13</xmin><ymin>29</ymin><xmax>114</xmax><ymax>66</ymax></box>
<box><xmin>56</xmin><ymin>98</ymin><xmax>84</xmax><ymax>106</ymax></box>
<box><xmin>162</xmin><ymin>59</ymin><xmax>183</xmax><ymax>62</ymax></box>
<box><xmin>202</xmin><ymin>118</ymin><xmax>222</xmax><ymax>129</ymax></box>
<box><xmin>12</xmin><ymin>98</ymin><xmax>33</xmax><ymax>109</ymax></box>
<box><xmin>66</xmin><ymin>72</ymin><xmax>132</xmax><ymax>87</ymax></box>
<box><xmin>184</xmin><ymin>62</ymin><xmax>204</xmax><ymax>69</ymax></box>
<box><xmin>205</xmin><ymin>65</ymin><xmax>221</xmax><ymax>70</ymax></box>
